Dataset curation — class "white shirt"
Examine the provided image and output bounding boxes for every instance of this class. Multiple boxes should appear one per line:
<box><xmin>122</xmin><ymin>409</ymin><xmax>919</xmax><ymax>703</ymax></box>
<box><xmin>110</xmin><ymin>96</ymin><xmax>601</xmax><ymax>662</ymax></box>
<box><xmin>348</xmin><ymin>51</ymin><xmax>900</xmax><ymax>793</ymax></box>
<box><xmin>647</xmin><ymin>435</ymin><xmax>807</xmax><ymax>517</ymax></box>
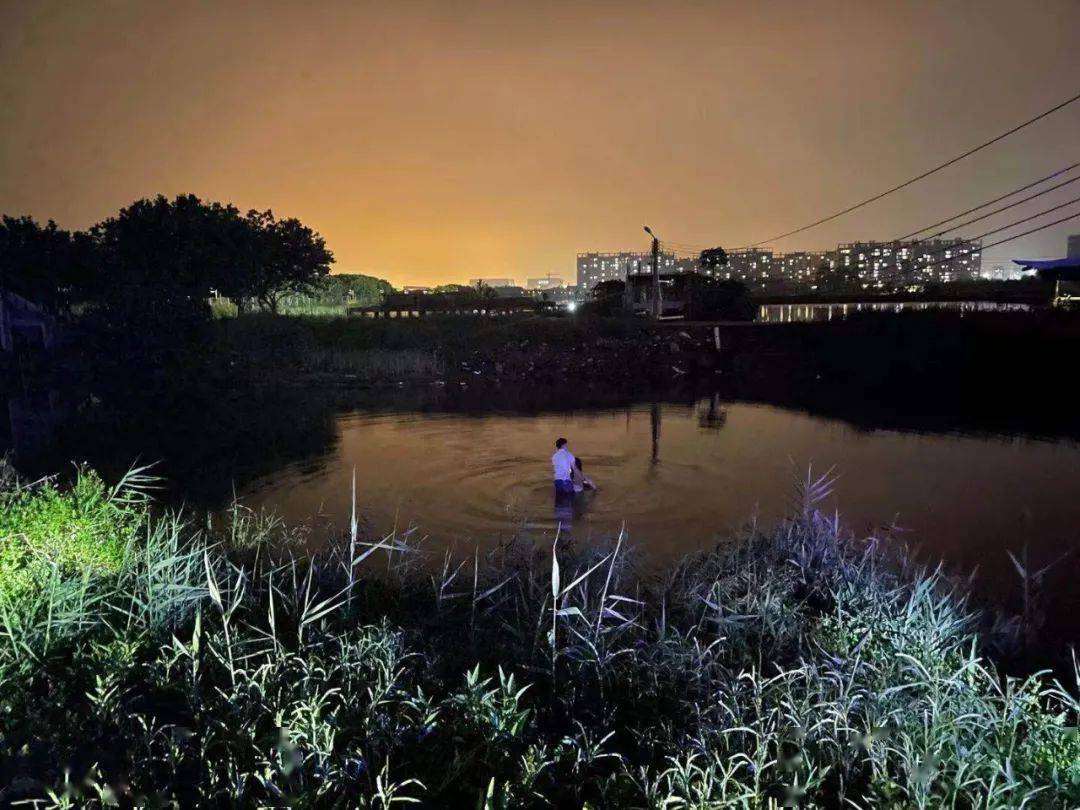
<box><xmin>552</xmin><ymin>447</ymin><xmax>577</xmax><ymax>481</ymax></box>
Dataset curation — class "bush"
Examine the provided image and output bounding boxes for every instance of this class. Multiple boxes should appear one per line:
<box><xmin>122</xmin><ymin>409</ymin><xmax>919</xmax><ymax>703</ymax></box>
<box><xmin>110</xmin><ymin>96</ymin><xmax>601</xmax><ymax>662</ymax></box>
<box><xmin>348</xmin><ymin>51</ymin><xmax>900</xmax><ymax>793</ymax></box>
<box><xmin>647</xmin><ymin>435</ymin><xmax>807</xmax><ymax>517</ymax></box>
<box><xmin>0</xmin><ymin>469</ymin><xmax>140</xmax><ymax>603</ymax></box>
<box><xmin>0</xmin><ymin>471</ymin><xmax>1077</xmax><ymax>806</ymax></box>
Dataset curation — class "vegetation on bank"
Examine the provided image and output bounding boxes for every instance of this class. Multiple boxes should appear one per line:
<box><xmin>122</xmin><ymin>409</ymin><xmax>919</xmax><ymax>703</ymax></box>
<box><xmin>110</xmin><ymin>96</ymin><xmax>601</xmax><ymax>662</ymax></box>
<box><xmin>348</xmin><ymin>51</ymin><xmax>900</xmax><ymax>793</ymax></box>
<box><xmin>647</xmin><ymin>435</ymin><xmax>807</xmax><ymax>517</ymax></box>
<box><xmin>278</xmin><ymin>273</ymin><xmax>396</xmax><ymax>316</ymax></box>
<box><xmin>1</xmin><ymin>468</ymin><xmax>1078</xmax><ymax>806</ymax></box>
<box><xmin>199</xmin><ymin>312</ymin><xmax>716</xmax><ymax>388</ymax></box>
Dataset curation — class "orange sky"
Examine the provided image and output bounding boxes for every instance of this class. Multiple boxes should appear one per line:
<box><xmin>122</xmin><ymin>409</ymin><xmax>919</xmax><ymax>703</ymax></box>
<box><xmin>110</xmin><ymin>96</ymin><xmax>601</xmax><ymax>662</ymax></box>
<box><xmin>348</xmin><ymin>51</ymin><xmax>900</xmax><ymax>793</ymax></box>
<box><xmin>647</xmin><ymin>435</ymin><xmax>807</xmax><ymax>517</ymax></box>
<box><xmin>2</xmin><ymin>0</ymin><xmax>1079</xmax><ymax>287</ymax></box>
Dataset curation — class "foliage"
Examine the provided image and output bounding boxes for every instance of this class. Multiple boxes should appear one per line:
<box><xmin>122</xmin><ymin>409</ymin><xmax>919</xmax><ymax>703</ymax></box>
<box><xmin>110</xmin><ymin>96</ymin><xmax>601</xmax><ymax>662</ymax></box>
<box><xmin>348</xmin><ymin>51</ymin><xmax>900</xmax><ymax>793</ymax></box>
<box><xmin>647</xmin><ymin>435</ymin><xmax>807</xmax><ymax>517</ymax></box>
<box><xmin>236</xmin><ymin>209</ymin><xmax>334</xmax><ymax>313</ymax></box>
<box><xmin>1</xmin><ymin>195</ymin><xmax>333</xmax><ymax>331</ymax></box>
<box><xmin>816</xmin><ymin>259</ymin><xmax>864</xmax><ymax>293</ymax></box>
<box><xmin>0</xmin><ymin>471</ymin><xmax>1077</xmax><ymax>806</ymax></box>
<box><xmin>584</xmin><ymin>273</ymin><xmax>752</xmax><ymax>320</ymax></box>
<box><xmin>280</xmin><ymin>273</ymin><xmax>394</xmax><ymax>314</ymax></box>
<box><xmin>208</xmin><ymin>296</ymin><xmax>239</xmax><ymax>319</ymax></box>
<box><xmin>682</xmin><ymin>272</ymin><xmax>754</xmax><ymax>320</ymax></box>
<box><xmin>0</xmin><ymin>469</ymin><xmax>143</xmax><ymax>604</ymax></box>
<box><xmin>0</xmin><ymin>215</ymin><xmax>98</xmax><ymax>310</ymax></box>
<box><xmin>586</xmin><ymin>279</ymin><xmax>626</xmax><ymax>316</ymax></box>
<box><xmin>698</xmin><ymin>245</ymin><xmax>728</xmax><ymax>273</ymax></box>
<box><xmin>89</xmin><ymin>194</ymin><xmax>251</xmax><ymax>328</ymax></box>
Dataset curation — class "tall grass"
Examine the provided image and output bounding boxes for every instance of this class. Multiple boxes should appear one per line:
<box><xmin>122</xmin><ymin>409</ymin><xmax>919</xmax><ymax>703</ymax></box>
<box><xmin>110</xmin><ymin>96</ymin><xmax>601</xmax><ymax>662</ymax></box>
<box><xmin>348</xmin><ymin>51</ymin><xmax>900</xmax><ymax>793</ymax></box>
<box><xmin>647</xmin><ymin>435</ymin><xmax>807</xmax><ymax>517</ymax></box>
<box><xmin>1</xmin><ymin>469</ymin><xmax>1077</xmax><ymax>806</ymax></box>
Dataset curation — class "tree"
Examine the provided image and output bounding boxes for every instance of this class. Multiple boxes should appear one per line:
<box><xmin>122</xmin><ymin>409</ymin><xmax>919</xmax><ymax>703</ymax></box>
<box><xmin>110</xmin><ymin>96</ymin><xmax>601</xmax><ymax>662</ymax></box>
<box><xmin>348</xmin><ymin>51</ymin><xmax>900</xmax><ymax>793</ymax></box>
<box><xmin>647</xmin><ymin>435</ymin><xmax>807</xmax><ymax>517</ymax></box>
<box><xmin>815</xmin><ymin>261</ymin><xmax>862</xmax><ymax>294</ymax></box>
<box><xmin>241</xmin><ymin>210</ymin><xmax>334</xmax><ymax>313</ymax></box>
<box><xmin>309</xmin><ymin>274</ymin><xmax>393</xmax><ymax>307</ymax></box>
<box><xmin>474</xmin><ymin>280</ymin><xmax>497</xmax><ymax>300</ymax></box>
<box><xmin>591</xmin><ymin>279</ymin><xmax>625</xmax><ymax>300</ymax></box>
<box><xmin>682</xmin><ymin>273</ymin><xmax>754</xmax><ymax>320</ymax></box>
<box><xmin>2</xmin><ymin>194</ymin><xmax>336</xmax><ymax>334</ymax></box>
<box><xmin>91</xmin><ymin>194</ymin><xmax>248</xmax><ymax>325</ymax></box>
<box><xmin>87</xmin><ymin>195</ymin><xmax>334</xmax><ymax>322</ymax></box>
<box><xmin>698</xmin><ymin>246</ymin><xmax>728</xmax><ymax>275</ymax></box>
<box><xmin>0</xmin><ymin>215</ymin><xmax>98</xmax><ymax>310</ymax></box>
<box><xmin>589</xmin><ymin>279</ymin><xmax>626</xmax><ymax>316</ymax></box>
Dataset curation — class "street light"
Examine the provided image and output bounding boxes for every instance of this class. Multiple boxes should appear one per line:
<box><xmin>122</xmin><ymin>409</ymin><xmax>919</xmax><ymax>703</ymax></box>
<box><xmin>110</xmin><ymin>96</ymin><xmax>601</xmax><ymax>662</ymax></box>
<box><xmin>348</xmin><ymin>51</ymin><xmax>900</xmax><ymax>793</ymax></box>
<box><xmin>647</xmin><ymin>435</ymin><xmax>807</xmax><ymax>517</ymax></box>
<box><xmin>643</xmin><ymin>226</ymin><xmax>661</xmax><ymax>317</ymax></box>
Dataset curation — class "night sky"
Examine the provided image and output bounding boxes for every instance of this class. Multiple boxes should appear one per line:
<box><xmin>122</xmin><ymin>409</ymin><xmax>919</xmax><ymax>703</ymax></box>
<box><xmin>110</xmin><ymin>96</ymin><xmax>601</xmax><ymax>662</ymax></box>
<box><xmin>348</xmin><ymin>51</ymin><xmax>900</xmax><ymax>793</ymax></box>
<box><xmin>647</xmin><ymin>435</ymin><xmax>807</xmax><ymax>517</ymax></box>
<box><xmin>2</xmin><ymin>0</ymin><xmax>1078</xmax><ymax>286</ymax></box>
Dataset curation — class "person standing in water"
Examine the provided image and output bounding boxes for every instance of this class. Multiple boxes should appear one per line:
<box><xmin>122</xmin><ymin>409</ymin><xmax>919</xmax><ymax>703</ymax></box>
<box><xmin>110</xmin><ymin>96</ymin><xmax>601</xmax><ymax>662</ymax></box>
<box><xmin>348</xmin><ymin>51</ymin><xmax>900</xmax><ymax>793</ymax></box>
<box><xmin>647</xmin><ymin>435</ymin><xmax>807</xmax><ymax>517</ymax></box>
<box><xmin>552</xmin><ymin>437</ymin><xmax>577</xmax><ymax>497</ymax></box>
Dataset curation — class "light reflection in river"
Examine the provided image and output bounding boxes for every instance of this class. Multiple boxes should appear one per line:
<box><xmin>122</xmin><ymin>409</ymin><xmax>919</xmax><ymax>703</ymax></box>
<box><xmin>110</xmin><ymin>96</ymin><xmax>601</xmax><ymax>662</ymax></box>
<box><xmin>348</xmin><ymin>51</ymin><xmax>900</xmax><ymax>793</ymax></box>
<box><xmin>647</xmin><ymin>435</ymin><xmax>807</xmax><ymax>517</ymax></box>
<box><xmin>758</xmin><ymin>300</ymin><xmax>1031</xmax><ymax>323</ymax></box>
<box><xmin>240</xmin><ymin>398</ymin><xmax>1080</xmax><ymax>594</ymax></box>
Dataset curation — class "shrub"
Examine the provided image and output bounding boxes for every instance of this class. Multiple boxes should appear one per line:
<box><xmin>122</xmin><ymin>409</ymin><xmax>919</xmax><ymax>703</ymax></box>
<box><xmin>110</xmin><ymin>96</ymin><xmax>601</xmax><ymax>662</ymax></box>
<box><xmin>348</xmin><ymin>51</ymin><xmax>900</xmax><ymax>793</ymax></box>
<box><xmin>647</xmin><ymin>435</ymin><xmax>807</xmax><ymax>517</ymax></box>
<box><xmin>0</xmin><ymin>471</ymin><xmax>1076</xmax><ymax>806</ymax></box>
<box><xmin>0</xmin><ymin>469</ymin><xmax>141</xmax><ymax>603</ymax></box>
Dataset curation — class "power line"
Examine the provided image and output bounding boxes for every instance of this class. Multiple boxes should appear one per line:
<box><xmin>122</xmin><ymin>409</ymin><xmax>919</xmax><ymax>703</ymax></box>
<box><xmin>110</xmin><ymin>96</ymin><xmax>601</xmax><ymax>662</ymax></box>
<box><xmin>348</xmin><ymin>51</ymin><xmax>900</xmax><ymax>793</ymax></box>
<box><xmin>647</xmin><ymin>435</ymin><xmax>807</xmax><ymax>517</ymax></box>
<box><xmin>659</xmin><ymin>243</ymin><xmax>706</xmax><ymax>256</ymax></box>
<box><xmin>739</xmin><ymin>90</ymin><xmax>1080</xmax><ymax>248</ymax></box>
<box><xmin>875</xmin><ymin>195</ymin><xmax>1080</xmax><ymax>275</ymax></box>
<box><xmin>661</xmin><ymin>161</ymin><xmax>1080</xmax><ymax>255</ymax></box>
<box><xmin>914</xmin><ymin>173</ymin><xmax>1080</xmax><ymax>241</ymax></box>
<box><xmin>658</xmin><ymin>240</ymin><xmax>710</xmax><ymax>252</ymax></box>
<box><xmin>953</xmin><ymin>194</ymin><xmax>1080</xmax><ymax>246</ymax></box>
<box><xmin>923</xmin><ymin>209</ymin><xmax>1080</xmax><ymax>269</ymax></box>
<box><xmin>664</xmin><ymin>194</ymin><xmax>1080</xmax><ymax>264</ymax></box>
<box><xmin>657</xmin><ymin>191</ymin><xmax>1080</xmax><ymax>269</ymax></box>
<box><xmin>897</xmin><ymin>160</ymin><xmax>1080</xmax><ymax>240</ymax></box>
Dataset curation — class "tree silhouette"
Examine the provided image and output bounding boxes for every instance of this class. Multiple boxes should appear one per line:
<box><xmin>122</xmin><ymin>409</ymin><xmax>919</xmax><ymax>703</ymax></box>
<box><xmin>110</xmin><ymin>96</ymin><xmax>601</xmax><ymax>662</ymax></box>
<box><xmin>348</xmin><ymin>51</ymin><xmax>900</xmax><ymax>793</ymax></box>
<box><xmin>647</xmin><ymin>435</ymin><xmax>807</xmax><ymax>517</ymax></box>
<box><xmin>91</xmin><ymin>195</ymin><xmax>249</xmax><ymax>325</ymax></box>
<box><xmin>87</xmin><ymin>195</ymin><xmax>333</xmax><ymax>321</ymax></box>
<box><xmin>2</xmin><ymin>195</ymin><xmax>335</xmax><ymax>329</ymax></box>
<box><xmin>241</xmin><ymin>211</ymin><xmax>333</xmax><ymax>313</ymax></box>
<box><xmin>0</xmin><ymin>215</ymin><xmax>98</xmax><ymax>310</ymax></box>
<box><xmin>698</xmin><ymin>246</ymin><xmax>728</xmax><ymax>274</ymax></box>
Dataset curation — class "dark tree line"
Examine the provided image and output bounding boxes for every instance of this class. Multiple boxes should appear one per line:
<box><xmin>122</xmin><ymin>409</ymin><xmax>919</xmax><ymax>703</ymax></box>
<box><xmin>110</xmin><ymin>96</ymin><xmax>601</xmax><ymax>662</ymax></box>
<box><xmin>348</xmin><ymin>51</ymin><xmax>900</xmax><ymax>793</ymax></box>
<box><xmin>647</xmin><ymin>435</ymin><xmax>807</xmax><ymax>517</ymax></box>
<box><xmin>0</xmin><ymin>194</ymin><xmax>334</xmax><ymax>325</ymax></box>
<box><xmin>0</xmin><ymin>215</ymin><xmax>98</xmax><ymax>311</ymax></box>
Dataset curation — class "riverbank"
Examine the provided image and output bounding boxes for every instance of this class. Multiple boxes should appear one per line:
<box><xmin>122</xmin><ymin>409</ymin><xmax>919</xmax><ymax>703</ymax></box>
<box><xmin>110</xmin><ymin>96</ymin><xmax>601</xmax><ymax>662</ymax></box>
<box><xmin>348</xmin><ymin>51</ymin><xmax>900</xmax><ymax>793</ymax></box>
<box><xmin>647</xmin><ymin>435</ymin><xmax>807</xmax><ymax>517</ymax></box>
<box><xmin>9</xmin><ymin>307</ymin><xmax>1080</xmax><ymax>402</ymax></box>
<box><xmin>1</xmin><ymin>468</ymin><xmax>1078</xmax><ymax>806</ymax></box>
<box><xmin>204</xmin><ymin>308</ymin><xmax>1080</xmax><ymax>398</ymax></box>
<box><xmin>202</xmin><ymin>313</ymin><xmax>724</xmax><ymax>390</ymax></box>
<box><xmin>10</xmin><ymin>308</ymin><xmax>1080</xmax><ymax>505</ymax></box>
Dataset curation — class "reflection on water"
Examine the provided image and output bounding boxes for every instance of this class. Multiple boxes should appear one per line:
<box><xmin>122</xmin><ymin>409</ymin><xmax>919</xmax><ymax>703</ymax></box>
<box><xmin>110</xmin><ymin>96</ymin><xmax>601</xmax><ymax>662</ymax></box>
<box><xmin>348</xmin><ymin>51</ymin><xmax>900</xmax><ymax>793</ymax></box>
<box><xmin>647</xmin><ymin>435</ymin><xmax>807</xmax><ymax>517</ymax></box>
<box><xmin>758</xmin><ymin>300</ymin><xmax>1031</xmax><ymax>323</ymax></box>
<box><xmin>233</xmin><ymin>397</ymin><xmax>1080</xmax><ymax>654</ymax></box>
<box><xmin>235</xmin><ymin>401</ymin><xmax>1080</xmax><ymax>572</ymax></box>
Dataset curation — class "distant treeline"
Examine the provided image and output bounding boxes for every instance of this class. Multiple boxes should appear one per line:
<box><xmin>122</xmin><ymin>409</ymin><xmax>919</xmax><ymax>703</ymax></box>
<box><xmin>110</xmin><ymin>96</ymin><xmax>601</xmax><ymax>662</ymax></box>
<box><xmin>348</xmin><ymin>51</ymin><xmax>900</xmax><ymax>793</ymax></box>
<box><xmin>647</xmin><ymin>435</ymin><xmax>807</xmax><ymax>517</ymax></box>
<box><xmin>279</xmin><ymin>274</ymin><xmax>395</xmax><ymax>314</ymax></box>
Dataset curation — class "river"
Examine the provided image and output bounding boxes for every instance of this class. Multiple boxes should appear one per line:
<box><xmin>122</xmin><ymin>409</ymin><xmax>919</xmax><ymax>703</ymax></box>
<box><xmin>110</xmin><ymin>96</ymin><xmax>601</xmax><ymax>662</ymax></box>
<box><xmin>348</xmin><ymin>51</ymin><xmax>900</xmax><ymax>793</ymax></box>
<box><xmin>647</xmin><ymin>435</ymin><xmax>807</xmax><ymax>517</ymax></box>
<box><xmin>5</xmin><ymin>384</ymin><xmax>1080</xmax><ymax>660</ymax></box>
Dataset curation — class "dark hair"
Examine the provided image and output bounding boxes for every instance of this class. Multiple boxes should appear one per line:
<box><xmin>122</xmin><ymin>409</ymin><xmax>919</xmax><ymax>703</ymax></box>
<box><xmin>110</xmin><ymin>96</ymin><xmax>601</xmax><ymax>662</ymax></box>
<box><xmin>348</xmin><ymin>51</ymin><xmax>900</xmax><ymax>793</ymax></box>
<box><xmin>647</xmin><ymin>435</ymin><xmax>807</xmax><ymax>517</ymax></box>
<box><xmin>555</xmin><ymin>437</ymin><xmax>567</xmax><ymax>449</ymax></box>
<box><xmin>575</xmin><ymin>457</ymin><xmax>583</xmax><ymax>470</ymax></box>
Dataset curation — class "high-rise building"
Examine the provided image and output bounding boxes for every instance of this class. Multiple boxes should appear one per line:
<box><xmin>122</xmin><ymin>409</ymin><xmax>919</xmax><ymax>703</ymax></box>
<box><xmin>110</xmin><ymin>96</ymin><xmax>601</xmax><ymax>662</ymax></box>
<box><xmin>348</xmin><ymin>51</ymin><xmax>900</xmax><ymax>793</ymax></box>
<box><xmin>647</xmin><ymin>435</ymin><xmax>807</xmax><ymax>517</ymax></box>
<box><xmin>776</xmin><ymin>252</ymin><xmax>828</xmax><ymax>284</ymax></box>
<box><xmin>831</xmin><ymin>238</ymin><xmax>980</xmax><ymax>286</ymax></box>
<box><xmin>720</xmin><ymin>249</ymin><xmax>826</xmax><ymax>290</ymax></box>
<box><xmin>577</xmin><ymin>237</ymin><xmax>979</xmax><ymax>294</ymax></box>
<box><xmin>724</xmin><ymin>249</ymin><xmax>775</xmax><ymax>285</ymax></box>
<box><xmin>576</xmin><ymin>251</ymin><xmax>680</xmax><ymax>290</ymax></box>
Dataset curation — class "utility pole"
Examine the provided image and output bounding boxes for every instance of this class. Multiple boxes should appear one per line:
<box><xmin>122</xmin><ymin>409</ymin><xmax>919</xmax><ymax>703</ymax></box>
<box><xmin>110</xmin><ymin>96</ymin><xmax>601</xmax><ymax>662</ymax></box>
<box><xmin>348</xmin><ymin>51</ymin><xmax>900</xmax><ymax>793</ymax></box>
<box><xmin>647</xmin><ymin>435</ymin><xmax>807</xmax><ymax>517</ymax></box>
<box><xmin>644</xmin><ymin>225</ymin><xmax>662</xmax><ymax>318</ymax></box>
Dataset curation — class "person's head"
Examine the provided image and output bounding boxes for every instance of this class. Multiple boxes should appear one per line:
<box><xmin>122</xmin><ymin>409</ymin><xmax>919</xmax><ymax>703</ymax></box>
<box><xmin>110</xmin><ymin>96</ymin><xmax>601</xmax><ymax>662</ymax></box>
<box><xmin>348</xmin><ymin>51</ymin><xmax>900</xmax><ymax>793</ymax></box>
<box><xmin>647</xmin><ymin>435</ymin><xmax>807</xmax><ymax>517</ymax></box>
<box><xmin>555</xmin><ymin>437</ymin><xmax>567</xmax><ymax>450</ymax></box>
<box><xmin>575</xmin><ymin>457</ymin><xmax>583</xmax><ymax>471</ymax></box>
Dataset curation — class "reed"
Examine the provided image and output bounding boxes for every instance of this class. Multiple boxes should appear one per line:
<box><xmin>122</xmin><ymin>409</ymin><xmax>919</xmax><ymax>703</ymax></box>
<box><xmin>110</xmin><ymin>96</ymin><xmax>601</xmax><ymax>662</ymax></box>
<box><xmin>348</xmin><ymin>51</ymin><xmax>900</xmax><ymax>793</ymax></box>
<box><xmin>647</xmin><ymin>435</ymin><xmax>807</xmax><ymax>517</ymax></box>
<box><xmin>1</xmin><ymin>468</ymin><xmax>1077</xmax><ymax>807</ymax></box>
